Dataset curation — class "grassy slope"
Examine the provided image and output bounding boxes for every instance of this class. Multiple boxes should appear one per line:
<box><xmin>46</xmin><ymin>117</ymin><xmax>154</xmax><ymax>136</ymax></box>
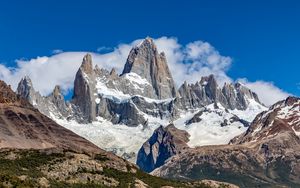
<box><xmin>0</xmin><ymin>149</ymin><xmax>225</xmax><ymax>188</ymax></box>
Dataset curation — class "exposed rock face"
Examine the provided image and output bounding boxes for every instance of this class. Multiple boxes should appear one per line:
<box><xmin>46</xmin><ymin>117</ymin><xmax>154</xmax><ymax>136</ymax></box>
<box><xmin>48</xmin><ymin>85</ymin><xmax>71</xmax><ymax>118</ymax></box>
<box><xmin>72</xmin><ymin>54</ymin><xmax>97</xmax><ymax>122</ymax></box>
<box><xmin>178</xmin><ymin>75</ymin><xmax>261</xmax><ymax>110</ymax></box>
<box><xmin>122</xmin><ymin>37</ymin><xmax>177</xmax><ymax>99</ymax></box>
<box><xmin>17</xmin><ymin>76</ymin><xmax>44</xmax><ymax>108</ymax></box>
<box><xmin>152</xmin><ymin>97</ymin><xmax>300</xmax><ymax>187</ymax></box>
<box><xmin>136</xmin><ymin>124</ymin><xmax>190</xmax><ymax>172</ymax></box>
<box><xmin>17</xmin><ymin>76</ymin><xmax>72</xmax><ymax>120</ymax></box>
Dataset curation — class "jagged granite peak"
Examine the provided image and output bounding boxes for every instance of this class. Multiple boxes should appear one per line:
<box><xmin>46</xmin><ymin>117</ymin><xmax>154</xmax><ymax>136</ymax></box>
<box><xmin>17</xmin><ymin>76</ymin><xmax>45</xmax><ymax>108</ymax></box>
<box><xmin>72</xmin><ymin>53</ymin><xmax>97</xmax><ymax>122</ymax></box>
<box><xmin>202</xmin><ymin>74</ymin><xmax>218</xmax><ymax>98</ymax></box>
<box><xmin>17</xmin><ymin>76</ymin><xmax>72</xmax><ymax>119</ymax></box>
<box><xmin>17</xmin><ymin>76</ymin><xmax>34</xmax><ymax>99</ymax></box>
<box><xmin>136</xmin><ymin>124</ymin><xmax>190</xmax><ymax>172</ymax></box>
<box><xmin>109</xmin><ymin>68</ymin><xmax>118</xmax><ymax>79</ymax></box>
<box><xmin>178</xmin><ymin>74</ymin><xmax>263</xmax><ymax>110</ymax></box>
<box><xmin>80</xmin><ymin>53</ymin><xmax>93</xmax><ymax>74</ymax></box>
<box><xmin>52</xmin><ymin>85</ymin><xmax>62</xmax><ymax>98</ymax></box>
<box><xmin>122</xmin><ymin>37</ymin><xmax>177</xmax><ymax>99</ymax></box>
<box><xmin>47</xmin><ymin>85</ymin><xmax>72</xmax><ymax>118</ymax></box>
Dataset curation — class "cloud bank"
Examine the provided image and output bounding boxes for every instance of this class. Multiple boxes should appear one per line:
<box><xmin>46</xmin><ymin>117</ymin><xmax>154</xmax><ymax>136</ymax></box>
<box><xmin>0</xmin><ymin>37</ymin><xmax>290</xmax><ymax>106</ymax></box>
<box><xmin>238</xmin><ymin>79</ymin><xmax>290</xmax><ymax>106</ymax></box>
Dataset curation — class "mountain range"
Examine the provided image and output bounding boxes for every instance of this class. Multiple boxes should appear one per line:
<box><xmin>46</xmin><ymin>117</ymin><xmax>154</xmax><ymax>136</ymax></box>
<box><xmin>0</xmin><ymin>69</ymin><xmax>235</xmax><ymax>187</ymax></box>
<box><xmin>4</xmin><ymin>37</ymin><xmax>299</xmax><ymax>187</ymax></box>
<box><xmin>16</xmin><ymin>38</ymin><xmax>266</xmax><ymax>161</ymax></box>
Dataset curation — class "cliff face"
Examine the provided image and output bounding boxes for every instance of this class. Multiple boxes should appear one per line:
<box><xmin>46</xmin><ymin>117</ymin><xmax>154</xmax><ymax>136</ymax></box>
<box><xmin>136</xmin><ymin>124</ymin><xmax>190</xmax><ymax>172</ymax></box>
<box><xmin>72</xmin><ymin>53</ymin><xmax>98</xmax><ymax>122</ymax></box>
<box><xmin>17</xmin><ymin>76</ymin><xmax>72</xmax><ymax>120</ymax></box>
<box><xmin>178</xmin><ymin>75</ymin><xmax>261</xmax><ymax>110</ymax></box>
<box><xmin>122</xmin><ymin>37</ymin><xmax>177</xmax><ymax>99</ymax></box>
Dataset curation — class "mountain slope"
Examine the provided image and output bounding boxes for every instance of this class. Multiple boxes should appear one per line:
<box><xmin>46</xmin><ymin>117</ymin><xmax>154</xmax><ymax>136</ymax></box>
<box><xmin>152</xmin><ymin>97</ymin><xmax>300</xmax><ymax>187</ymax></box>
<box><xmin>1</xmin><ymin>79</ymin><xmax>230</xmax><ymax>188</ymax></box>
<box><xmin>0</xmin><ymin>80</ymin><xmax>101</xmax><ymax>153</ymax></box>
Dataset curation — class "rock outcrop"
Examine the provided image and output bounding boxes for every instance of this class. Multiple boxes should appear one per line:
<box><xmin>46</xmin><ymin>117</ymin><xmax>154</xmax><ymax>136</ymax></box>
<box><xmin>17</xmin><ymin>76</ymin><xmax>72</xmax><ymax>120</ymax></box>
<box><xmin>152</xmin><ymin>97</ymin><xmax>300</xmax><ymax>187</ymax></box>
<box><xmin>178</xmin><ymin>75</ymin><xmax>261</xmax><ymax>110</ymax></box>
<box><xmin>136</xmin><ymin>124</ymin><xmax>190</xmax><ymax>172</ymax></box>
<box><xmin>72</xmin><ymin>53</ymin><xmax>98</xmax><ymax>122</ymax></box>
<box><xmin>122</xmin><ymin>37</ymin><xmax>177</xmax><ymax>99</ymax></box>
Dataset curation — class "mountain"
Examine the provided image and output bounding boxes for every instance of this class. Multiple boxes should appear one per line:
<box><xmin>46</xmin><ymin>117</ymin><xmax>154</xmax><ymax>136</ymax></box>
<box><xmin>0</xmin><ymin>80</ymin><xmax>99</xmax><ymax>153</ymax></box>
<box><xmin>2</xmin><ymin>79</ymin><xmax>234</xmax><ymax>187</ymax></box>
<box><xmin>17</xmin><ymin>37</ymin><xmax>266</xmax><ymax>163</ymax></box>
<box><xmin>230</xmin><ymin>96</ymin><xmax>300</xmax><ymax>144</ymax></box>
<box><xmin>151</xmin><ymin>96</ymin><xmax>300</xmax><ymax>187</ymax></box>
<box><xmin>136</xmin><ymin>124</ymin><xmax>190</xmax><ymax>172</ymax></box>
<box><xmin>17</xmin><ymin>76</ymin><xmax>72</xmax><ymax>120</ymax></box>
<box><xmin>122</xmin><ymin>37</ymin><xmax>177</xmax><ymax>99</ymax></box>
<box><xmin>178</xmin><ymin>75</ymin><xmax>261</xmax><ymax>110</ymax></box>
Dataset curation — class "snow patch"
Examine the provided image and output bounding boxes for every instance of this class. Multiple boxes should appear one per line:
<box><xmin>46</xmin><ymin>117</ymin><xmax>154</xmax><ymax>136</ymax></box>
<box><xmin>53</xmin><ymin>117</ymin><xmax>159</xmax><ymax>163</ymax></box>
<box><xmin>230</xmin><ymin>99</ymin><xmax>267</xmax><ymax>122</ymax></box>
<box><xmin>95</xmin><ymin>98</ymin><xmax>100</xmax><ymax>104</ymax></box>
<box><xmin>174</xmin><ymin>106</ymin><xmax>249</xmax><ymax>147</ymax></box>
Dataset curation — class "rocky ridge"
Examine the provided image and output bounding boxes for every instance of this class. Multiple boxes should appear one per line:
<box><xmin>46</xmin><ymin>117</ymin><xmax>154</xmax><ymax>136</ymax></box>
<box><xmin>151</xmin><ymin>96</ymin><xmax>300</xmax><ymax>187</ymax></box>
<box><xmin>17</xmin><ymin>38</ymin><xmax>264</xmax><ymax>127</ymax></box>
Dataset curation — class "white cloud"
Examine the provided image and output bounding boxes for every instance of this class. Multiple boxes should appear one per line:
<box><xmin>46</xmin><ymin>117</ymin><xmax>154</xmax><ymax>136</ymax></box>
<box><xmin>96</xmin><ymin>46</ymin><xmax>112</xmax><ymax>52</ymax></box>
<box><xmin>238</xmin><ymin>79</ymin><xmax>291</xmax><ymax>106</ymax></box>
<box><xmin>154</xmin><ymin>37</ymin><xmax>232</xmax><ymax>86</ymax></box>
<box><xmin>0</xmin><ymin>36</ymin><xmax>291</xmax><ymax>106</ymax></box>
<box><xmin>52</xmin><ymin>49</ymin><xmax>63</xmax><ymax>54</ymax></box>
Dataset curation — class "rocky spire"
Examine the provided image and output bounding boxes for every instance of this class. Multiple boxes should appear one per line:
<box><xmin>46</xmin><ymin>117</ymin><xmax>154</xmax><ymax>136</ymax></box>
<box><xmin>52</xmin><ymin>85</ymin><xmax>61</xmax><ymax>97</ymax></box>
<box><xmin>17</xmin><ymin>76</ymin><xmax>34</xmax><ymax>100</ymax></box>
<box><xmin>72</xmin><ymin>54</ymin><xmax>97</xmax><ymax>122</ymax></box>
<box><xmin>109</xmin><ymin>68</ymin><xmax>118</xmax><ymax>79</ymax></box>
<box><xmin>177</xmin><ymin>74</ymin><xmax>263</xmax><ymax>110</ymax></box>
<box><xmin>80</xmin><ymin>53</ymin><xmax>93</xmax><ymax>74</ymax></box>
<box><xmin>47</xmin><ymin>85</ymin><xmax>71</xmax><ymax>118</ymax></box>
<box><xmin>16</xmin><ymin>76</ymin><xmax>45</xmax><ymax>108</ymax></box>
<box><xmin>121</xmin><ymin>37</ymin><xmax>177</xmax><ymax>99</ymax></box>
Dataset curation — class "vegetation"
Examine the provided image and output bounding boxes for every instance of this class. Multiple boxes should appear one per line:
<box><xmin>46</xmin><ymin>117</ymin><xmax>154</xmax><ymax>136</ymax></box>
<box><xmin>0</xmin><ymin>149</ymin><xmax>220</xmax><ymax>188</ymax></box>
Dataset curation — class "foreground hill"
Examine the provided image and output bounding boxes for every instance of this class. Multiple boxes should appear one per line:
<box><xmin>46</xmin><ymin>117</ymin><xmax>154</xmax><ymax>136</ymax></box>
<box><xmin>151</xmin><ymin>97</ymin><xmax>300</xmax><ymax>188</ymax></box>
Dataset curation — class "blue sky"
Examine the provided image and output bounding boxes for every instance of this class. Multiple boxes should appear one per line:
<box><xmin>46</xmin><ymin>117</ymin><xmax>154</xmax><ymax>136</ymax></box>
<box><xmin>0</xmin><ymin>0</ymin><xmax>299</xmax><ymax>105</ymax></box>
